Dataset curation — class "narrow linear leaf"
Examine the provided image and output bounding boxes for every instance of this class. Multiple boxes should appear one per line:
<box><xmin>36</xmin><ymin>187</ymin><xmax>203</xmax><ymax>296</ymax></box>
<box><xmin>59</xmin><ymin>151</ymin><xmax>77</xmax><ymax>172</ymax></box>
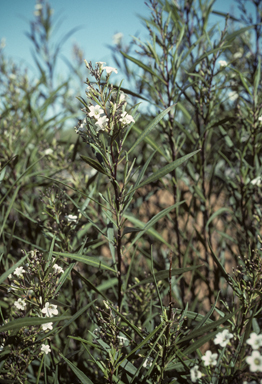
<box><xmin>80</xmin><ymin>155</ymin><xmax>111</xmax><ymax>177</ymax></box>
<box><xmin>0</xmin><ymin>316</ymin><xmax>70</xmax><ymax>333</ymax></box>
<box><xmin>127</xmin><ymin>106</ymin><xmax>175</xmax><ymax>154</ymax></box>
<box><xmin>60</xmin><ymin>353</ymin><xmax>94</xmax><ymax>384</ymax></box>
<box><xmin>126</xmin><ymin>150</ymin><xmax>200</xmax><ymax>196</ymax></box>
<box><xmin>130</xmin><ymin>265</ymin><xmax>203</xmax><ymax>288</ymax></box>
<box><xmin>120</xmin><ymin>51</ymin><xmax>166</xmax><ymax>84</ymax></box>
<box><xmin>53</xmin><ymin>252</ymin><xmax>117</xmax><ymax>274</ymax></box>
<box><xmin>0</xmin><ymin>254</ymin><xmax>29</xmax><ymax>285</ymax></box>
<box><xmin>205</xmin><ymin>207</ymin><xmax>231</xmax><ymax>229</ymax></box>
<box><xmin>127</xmin><ymin>201</ymin><xmax>185</xmax><ymax>251</ymax></box>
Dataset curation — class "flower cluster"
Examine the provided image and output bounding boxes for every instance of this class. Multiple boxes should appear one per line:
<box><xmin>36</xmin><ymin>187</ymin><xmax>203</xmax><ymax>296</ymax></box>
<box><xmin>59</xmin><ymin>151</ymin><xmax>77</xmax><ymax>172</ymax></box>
<box><xmin>190</xmin><ymin>329</ymin><xmax>233</xmax><ymax>382</ymax></box>
<box><xmin>5</xmin><ymin>251</ymin><xmax>65</xmax><ymax>351</ymax></box>
<box><xmin>75</xmin><ymin>61</ymin><xmax>135</xmax><ymax>141</ymax></box>
<box><xmin>246</xmin><ymin>333</ymin><xmax>262</xmax><ymax>372</ymax></box>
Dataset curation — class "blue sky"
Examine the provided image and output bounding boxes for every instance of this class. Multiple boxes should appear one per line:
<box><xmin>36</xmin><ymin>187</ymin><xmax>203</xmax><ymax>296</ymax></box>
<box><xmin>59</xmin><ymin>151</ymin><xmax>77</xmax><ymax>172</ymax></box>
<box><xmin>0</xmin><ymin>0</ymin><xmax>244</xmax><ymax>78</ymax></box>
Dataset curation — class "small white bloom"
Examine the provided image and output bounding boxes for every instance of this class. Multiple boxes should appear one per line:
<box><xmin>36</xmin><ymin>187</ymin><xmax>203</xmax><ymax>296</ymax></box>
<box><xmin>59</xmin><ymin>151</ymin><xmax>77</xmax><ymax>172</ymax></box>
<box><xmin>119</xmin><ymin>112</ymin><xmax>135</xmax><ymax>126</ymax></box>
<box><xmin>117</xmin><ymin>335</ymin><xmax>129</xmax><ymax>346</ymax></box>
<box><xmin>0</xmin><ymin>38</ymin><xmax>6</xmax><ymax>49</ymax></box>
<box><xmin>65</xmin><ymin>214</ymin><xmax>78</xmax><ymax>222</ymax></box>
<box><xmin>41</xmin><ymin>322</ymin><xmax>53</xmax><ymax>331</ymax></box>
<box><xmin>13</xmin><ymin>267</ymin><xmax>26</xmax><ymax>277</ymax></box>
<box><xmin>96</xmin><ymin>61</ymin><xmax>106</xmax><ymax>67</ymax></box>
<box><xmin>53</xmin><ymin>264</ymin><xmax>64</xmax><ymax>274</ymax></box>
<box><xmin>201</xmin><ymin>350</ymin><xmax>218</xmax><ymax>366</ymax></box>
<box><xmin>251</xmin><ymin>176</ymin><xmax>262</xmax><ymax>186</ymax></box>
<box><xmin>95</xmin><ymin>115</ymin><xmax>109</xmax><ymax>131</ymax></box>
<box><xmin>44</xmin><ymin>148</ymin><xmax>53</xmax><ymax>155</ymax></box>
<box><xmin>103</xmin><ymin>66</ymin><xmax>118</xmax><ymax>74</ymax></box>
<box><xmin>143</xmin><ymin>356</ymin><xmax>153</xmax><ymax>368</ymax></box>
<box><xmin>41</xmin><ymin>344</ymin><xmax>51</xmax><ymax>354</ymax></box>
<box><xmin>247</xmin><ymin>333</ymin><xmax>262</xmax><ymax>350</ymax></box>
<box><xmin>233</xmin><ymin>52</ymin><xmax>242</xmax><ymax>59</ymax></box>
<box><xmin>88</xmin><ymin>105</ymin><xmax>104</xmax><ymax>119</ymax></box>
<box><xmin>190</xmin><ymin>365</ymin><xmax>202</xmax><ymax>382</ymax></box>
<box><xmin>41</xmin><ymin>302</ymin><xmax>58</xmax><ymax>317</ymax></box>
<box><xmin>119</xmin><ymin>93</ymin><xmax>126</xmax><ymax>102</ymax></box>
<box><xmin>0</xmin><ymin>343</ymin><xmax>4</xmax><ymax>352</ymax></box>
<box><xmin>214</xmin><ymin>329</ymin><xmax>233</xmax><ymax>347</ymax></box>
<box><xmin>228</xmin><ymin>91</ymin><xmax>238</xmax><ymax>101</ymax></box>
<box><xmin>112</xmin><ymin>32</ymin><xmax>123</xmax><ymax>45</ymax></box>
<box><xmin>246</xmin><ymin>350</ymin><xmax>262</xmax><ymax>372</ymax></box>
<box><xmin>219</xmin><ymin>60</ymin><xmax>227</xmax><ymax>67</ymax></box>
<box><xmin>14</xmin><ymin>298</ymin><xmax>26</xmax><ymax>310</ymax></box>
<box><xmin>259</xmin><ymin>116</ymin><xmax>262</xmax><ymax>122</ymax></box>
<box><xmin>35</xmin><ymin>3</ymin><xmax>43</xmax><ymax>10</ymax></box>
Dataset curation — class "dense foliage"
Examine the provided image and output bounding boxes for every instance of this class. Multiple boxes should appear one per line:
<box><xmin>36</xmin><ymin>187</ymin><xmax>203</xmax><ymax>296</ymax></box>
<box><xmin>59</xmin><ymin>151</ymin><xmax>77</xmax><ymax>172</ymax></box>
<box><xmin>1</xmin><ymin>0</ymin><xmax>262</xmax><ymax>383</ymax></box>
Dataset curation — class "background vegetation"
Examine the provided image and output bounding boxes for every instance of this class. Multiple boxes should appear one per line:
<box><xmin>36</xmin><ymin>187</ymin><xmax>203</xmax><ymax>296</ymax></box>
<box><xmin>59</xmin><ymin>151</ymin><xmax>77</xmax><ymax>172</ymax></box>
<box><xmin>1</xmin><ymin>0</ymin><xmax>262</xmax><ymax>382</ymax></box>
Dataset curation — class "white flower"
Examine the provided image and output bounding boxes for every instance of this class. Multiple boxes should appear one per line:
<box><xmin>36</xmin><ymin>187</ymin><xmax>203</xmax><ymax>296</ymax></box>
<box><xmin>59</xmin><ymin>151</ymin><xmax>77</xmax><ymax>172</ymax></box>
<box><xmin>95</xmin><ymin>116</ymin><xmax>109</xmax><ymax>131</ymax></box>
<box><xmin>119</xmin><ymin>93</ymin><xmax>126</xmax><ymax>102</ymax></box>
<box><xmin>35</xmin><ymin>3</ymin><xmax>43</xmax><ymax>10</ymax></box>
<box><xmin>143</xmin><ymin>356</ymin><xmax>153</xmax><ymax>368</ymax></box>
<box><xmin>119</xmin><ymin>112</ymin><xmax>135</xmax><ymax>126</ymax></box>
<box><xmin>112</xmin><ymin>32</ymin><xmax>123</xmax><ymax>45</ymax></box>
<box><xmin>0</xmin><ymin>38</ymin><xmax>6</xmax><ymax>49</ymax></box>
<box><xmin>201</xmin><ymin>350</ymin><xmax>218</xmax><ymax>366</ymax></box>
<box><xmin>65</xmin><ymin>214</ymin><xmax>78</xmax><ymax>222</ymax></box>
<box><xmin>96</xmin><ymin>61</ymin><xmax>106</xmax><ymax>67</ymax></box>
<box><xmin>228</xmin><ymin>91</ymin><xmax>238</xmax><ymax>101</ymax></box>
<box><xmin>190</xmin><ymin>365</ymin><xmax>202</xmax><ymax>382</ymax></box>
<box><xmin>53</xmin><ymin>264</ymin><xmax>64</xmax><ymax>274</ymax></box>
<box><xmin>13</xmin><ymin>267</ymin><xmax>26</xmax><ymax>277</ymax></box>
<box><xmin>41</xmin><ymin>302</ymin><xmax>58</xmax><ymax>317</ymax></box>
<box><xmin>41</xmin><ymin>322</ymin><xmax>53</xmax><ymax>331</ymax></box>
<box><xmin>44</xmin><ymin>148</ymin><xmax>53</xmax><ymax>155</ymax></box>
<box><xmin>214</xmin><ymin>329</ymin><xmax>233</xmax><ymax>347</ymax></box>
<box><xmin>88</xmin><ymin>105</ymin><xmax>104</xmax><ymax>120</ymax></box>
<box><xmin>41</xmin><ymin>344</ymin><xmax>51</xmax><ymax>355</ymax></box>
<box><xmin>246</xmin><ymin>350</ymin><xmax>262</xmax><ymax>372</ymax></box>
<box><xmin>103</xmin><ymin>66</ymin><xmax>118</xmax><ymax>74</ymax></box>
<box><xmin>117</xmin><ymin>335</ymin><xmax>129</xmax><ymax>346</ymax></box>
<box><xmin>219</xmin><ymin>60</ymin><xmax>227</xmax><ymax>67</ymax></box>
<box><xmin>247</xmin><ymin>333</ymin><xmax>262</xmax><ymax>350</ymax></box>
<box><xmin>251</xmin><ymin>176</ymin><xmax>262</xmax><ymax>186</ymax></box>
<box><xmin>14</xmin><ymin>298</ymin><xmax>26</xmax><ymax>310</ymax></box>
<box><xmin>233</xmin><ymin>52</ymin><xmax>242</xmax><ymax>59</ymax></box>
<box><xmin>0</xmin><ymin>343</ymin><xmax>4</xmax><ymax>352</ymax></box>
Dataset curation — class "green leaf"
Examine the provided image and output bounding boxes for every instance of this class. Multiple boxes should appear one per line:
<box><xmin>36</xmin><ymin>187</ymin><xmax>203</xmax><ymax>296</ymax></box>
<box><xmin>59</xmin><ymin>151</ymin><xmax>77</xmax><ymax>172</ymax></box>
<box><xmin>53</xmin><ymin>252</ymin><xmax>117</xmax><ymax>274</ymax></box>
<box><xmin>127</xmin><ymin>106</ymin><xmax>175</xmax><ymax>154</ymax></box>
<box><xmin>131</xmin><ymin>124</ymin><xmax>169</xmax><ymax>161</ymax></box>
<box><xmin>0</xmin><ymin>316</ymin><xmax>70</xmax><ymax>333</ymax></box>
<box><xmin>127</xmin><ymin>201</ymin><xmax>184</xmax><ymax>251</ymax></box>
<box><xmin>122</xmin><ymin>226</ymin><xmax>142</xmax><ymax>235</ymax></box>
<box><xmin>205</xmin><ymin>207</ymin><xmax>231</xmax><ymax>229</ymax></box>
<box><xmin>123</xmin><ymin>214</ymin><xmax>174</xmax><ymax>250</ymax></box>
<box><xmin>254</xmin><ymin>56</ymin><xmax>261</xmax><ymax>105</ymax></box>
<box><xmin>130</xmin><ymin>265</ymin><xmax>203</xmax><ymax>288</ymax></box>
<box><xmin>59</xmin><ymin>353</ymin><xmax>94</xmax><ymax>384</ymax></box>
<box><xmin>0</xmin><ymin>186</ymin><xmax>19</xmax><ymax>239</ymax></box>
<box><xmin>80</xmin><ymin>155</ymin><xmax>111</xmax><ymax>177</ymax></box>
<box><xmin>178</xmin><ymin>311</ymin><xmax>235</xmax><ymax>344</ymax></box>
<box><xmin>126</xmin><ymin>150</ymin><xmax>200</xmax><ymax>196</ymax></box>
<box><xmin>120</xmin><ymin>51</ymin><xmax>166</xmax><ymax>84</ymax></box>
<box><xmin>0</xmin><ymin>254</ymin><xmax>29</xmax><ymax>284</ymax></box>
<box><xmin>208</xmin><ymin>240</ymin><xmax>228</xmax><ymax>279</ymax></box>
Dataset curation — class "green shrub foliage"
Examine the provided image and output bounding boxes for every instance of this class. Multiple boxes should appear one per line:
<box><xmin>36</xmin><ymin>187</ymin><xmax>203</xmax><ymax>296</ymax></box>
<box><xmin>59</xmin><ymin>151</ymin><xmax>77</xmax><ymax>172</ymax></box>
<box><xmin>1</xmin><ymin>0</ymin><xmax>262</xmax><ymax>382</ymax></box>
